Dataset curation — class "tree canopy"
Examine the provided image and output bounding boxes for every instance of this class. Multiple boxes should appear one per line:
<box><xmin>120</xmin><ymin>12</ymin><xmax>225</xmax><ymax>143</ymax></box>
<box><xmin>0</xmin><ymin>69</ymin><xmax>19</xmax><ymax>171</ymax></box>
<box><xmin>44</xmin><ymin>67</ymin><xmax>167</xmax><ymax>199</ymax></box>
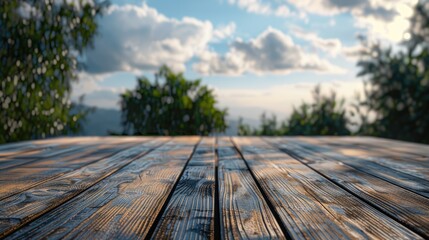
<box><xmin>120</xmin><ymin>66</ymin><xmax>228</xmax><ymax>136</ymax></box>
<box><xmin>355</xmin><ymin>0</ymin><xmax>429</xmax><ymax>143</ymax></box>
<box><xmin>0</xmin><ymin>0</ymin><xmax>105</xmax><ymax>143</ymax></box>
<box><xmin>238</xmin><ymin>85</ymin><xmax>350</xmax><ymax>136</ymax></box>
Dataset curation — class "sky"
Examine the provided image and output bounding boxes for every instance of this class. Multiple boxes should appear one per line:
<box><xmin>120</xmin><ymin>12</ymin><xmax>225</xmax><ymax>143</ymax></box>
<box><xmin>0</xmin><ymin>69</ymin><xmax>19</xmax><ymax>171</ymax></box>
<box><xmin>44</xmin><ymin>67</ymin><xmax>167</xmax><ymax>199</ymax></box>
<box><xmin>72</xmin><ymin>0</ymin><xmax>418</xmax><ymax>123</ymax></box>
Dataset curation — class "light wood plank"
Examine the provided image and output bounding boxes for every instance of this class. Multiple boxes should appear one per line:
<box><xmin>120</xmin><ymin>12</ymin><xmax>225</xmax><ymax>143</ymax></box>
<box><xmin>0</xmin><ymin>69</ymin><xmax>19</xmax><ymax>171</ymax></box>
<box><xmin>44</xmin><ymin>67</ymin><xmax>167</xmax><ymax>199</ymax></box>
<box><xmin>301</xmin><ymin>137</ymin><xmax>429</xmax><ymax>180</ymax></box>
<box><xmin>233</xmin><ymin>137</ymin><xmax>421</xmax><ymax>240</ymax></box>
<box><xmin>151</xmin><ymin>137</ymin><xmax>215</xmax><ymax>239</ymax></box>
<box><xmin>4</xmin><ymin>137</ymin><xmax>199</xmax><ymax>239</ymax></box>
<box><xmin>324</xmin><ymin>136</ymin><xmax>429</xmax><ymax>159</ymax></box>
<box><xmin>0</xmin><ymin>138</ymin><xmax>168</xmax><ymax>238</ymax></box>
<box><xmin>266</xmin><ymin>137</ymin><xmax>429</xmax><ymax>239</ymax></box>
<box><xmin>288</xmin><ymin>138</ymin><xmax>429</xmax><ymax>198</ymax></box>
<box><xmin>217</xmin><ymin>137</ymin><xmax>285</xmax><ymax>239</ymax></box>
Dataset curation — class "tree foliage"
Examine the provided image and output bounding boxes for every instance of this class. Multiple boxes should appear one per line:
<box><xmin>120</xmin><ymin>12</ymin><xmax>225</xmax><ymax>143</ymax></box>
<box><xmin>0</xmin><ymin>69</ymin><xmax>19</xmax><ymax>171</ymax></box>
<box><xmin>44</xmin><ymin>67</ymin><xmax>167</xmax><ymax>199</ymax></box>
<box><xmin>285</xmin><ymin>86</ymin><xmax>350</xmax><ymax>136</ymax></box>
<box><xmin>120</xmin><ymin>66</ymin><xmax>228</xmax><ymax>136</ymax></box>
<box><xmin>355</xmin><ymin>0</ymin><xmax>429</xmax><ymax>143</ymax></box>
<box><xmin>238</xmin><ymin>85</ymin><xmax>350</xmax><ymax>136</ymax></box>
<box><xmin>0</xmin><ymin>0</ymin><xmax>105</xmax><ymax>143</ymax></box>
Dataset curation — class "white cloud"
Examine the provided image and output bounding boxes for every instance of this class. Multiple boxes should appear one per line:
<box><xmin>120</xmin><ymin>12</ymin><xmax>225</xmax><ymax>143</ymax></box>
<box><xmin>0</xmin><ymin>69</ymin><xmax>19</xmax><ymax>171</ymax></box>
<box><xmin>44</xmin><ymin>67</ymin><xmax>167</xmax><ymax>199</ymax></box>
<box><xmin>194</xmin><ymin>27</ymin><xmax>345</xmax><ymax>76</ymax></box>
<box><xmin>228</xmin><ymin>0</ymin><xmax>272</xmax><ymax>15</ymax></box>
<box><xmin>290</xmin><ymin>26</ymin><xmax>343</xmax><ymax>57</ymax></box>
<box><xmin>290</xmin><ymin>26</ymin><xmax>366</xmax><ymax>61</ymax></box>
<box><xmin>212</xmin><ymin>22</ymin><xmax>236</xmax><ymax>42</ymax></box>
<box><xmin>287</xmin><ymin>0</ymin><xmax>418</xmax><ymax>42</ymax></box>
<box><xmin>227</xmin><ymin>0</ymin><xmax>295</xmax><ymax>17</ymax></box>
<box><xmin>84</xmin><ymin>4</ymin><xmax>224</xmax><ymax>74</ymax></box>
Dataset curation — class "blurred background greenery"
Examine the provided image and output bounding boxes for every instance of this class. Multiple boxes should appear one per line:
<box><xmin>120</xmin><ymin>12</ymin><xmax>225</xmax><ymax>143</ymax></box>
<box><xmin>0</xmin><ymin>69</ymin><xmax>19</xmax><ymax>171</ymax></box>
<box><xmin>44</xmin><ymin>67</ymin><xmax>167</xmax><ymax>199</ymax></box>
<box><xmin>1</xmin><ymin>0</ymin><xmax>429</xmax><ymax>143</ymax></box>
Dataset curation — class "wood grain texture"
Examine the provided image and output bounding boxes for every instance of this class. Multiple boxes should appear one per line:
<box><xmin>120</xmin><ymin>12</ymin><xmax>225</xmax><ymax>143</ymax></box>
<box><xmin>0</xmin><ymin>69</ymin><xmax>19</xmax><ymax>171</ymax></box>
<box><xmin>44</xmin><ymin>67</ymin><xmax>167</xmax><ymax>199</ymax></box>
<box><xmin>5</xmin><ymin>137</ymin><xmax>199</xmax><ymax>240</ymax></box>
<box><xmin>0</xmin><ymin>140</ymin><xmax>142</xmax><ymax>200</ymax></box>
<box><xmin>151</xmin><ymin>137</ymin><xmax>215</xmax><ymax>240</ymax></box>
<box><xmin>0</xmin><ymin>138</ymin><xmax>168</xmax><ymax>238</ymax></box>
<box><xmin>217</xmin><ymin>137</ymin><xmax>285</xmax><ymax>239</ymax></box>
<box><xmin>300</xmin><ymin>137</ymin><xmax>429</xmax><ymax>181</ymax></box>
<box><xmin>287</xmin><ymin>137</ymin><xmax>429</xmax><ymax>198</ymax></box>
<box><xmin>266</xmin><ymin>137</ymin><xmax>429</xmax><ymax>238</ymax></box>
<box><xmin>233</xmin><ymin>137</ymin><xmax>422</xmax><ymax>240</ymax></box>
<box><xmin>339</xmin><ymin>136</ymin><xmax>429</xmax><ymax>158</ymax></box>
<box><xmin>0</xmin><ymin>137</ymin><xmax>103</xmax><ymax>158</ymax></box>
<box><xmin>1</xmin><ymin>136</ymin><xmax>428</xmax><ymax>239</ymax></box>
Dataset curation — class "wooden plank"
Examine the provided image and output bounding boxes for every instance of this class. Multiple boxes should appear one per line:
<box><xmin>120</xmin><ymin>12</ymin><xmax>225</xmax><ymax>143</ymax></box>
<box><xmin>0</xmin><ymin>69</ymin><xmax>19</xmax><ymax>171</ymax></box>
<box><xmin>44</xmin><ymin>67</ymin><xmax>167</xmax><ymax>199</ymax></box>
<box><xmin>217</xmin><ymin>137</ymin><xmax>285</xmax><ymax>239</ymax></box>
<box><xmin>151</xmin><ymin>137</ymin><xmax>215</xmax><ymax>239</ymax></box>
<box><xmin>0</xmin><ymin>137</ymin><xmax>103</xmax><ymax>158</ymax></box>
<box><xmin>233</xmin><ymin>137</ymin><xmax>422</xmax><ymax>240</ymax></box>
<box><xmin>266</xmin><ymin>137</ymin><xmax>429</xmax><ymax>239</ymax></box>
<box><xmin>0</xmin><ymin>140</ymin><xmax>143</xmax><ymax>200</ymax></box>
<box><xmin>288</xmin><ymin>138</ymin><xmax>429</xmax><ymax>198</ymax></box>
<box><xmin>308</xmin><ymin>137</ymin><xmax>429</xmax><ymax>171</ymax></box>
<box><xmin>323</xmin><ymin>136</ymin><xmax>429</xmax><ymax>159</ymax></box>
<box><xmin>0</xmin><ymin>143</ymin><xmax>98</xmax><ymax>170</ymax></box>
<box><xmin>4</xmin><ymin>137</ymin><xmax>199</xmax><ymax>240</ymax></box>
<box><xmin>310</xmin><ymin>137</ymin><xmax>429</xmax><ymax>181</ymax></box>
<box><xmin>0</xmin><ymin>137</ymin><xmax>169</xmax><ymax>238</ymax></box>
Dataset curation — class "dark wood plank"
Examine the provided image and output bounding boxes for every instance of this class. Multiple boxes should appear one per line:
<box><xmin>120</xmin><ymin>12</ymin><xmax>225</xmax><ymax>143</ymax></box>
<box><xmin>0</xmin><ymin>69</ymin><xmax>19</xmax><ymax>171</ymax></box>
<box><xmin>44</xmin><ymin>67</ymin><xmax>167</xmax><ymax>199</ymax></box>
<box><xmin>266</xmin><ymin>137</ymin><xmax>429</xmax><ymax>238</ymax></box>
<box><xmin>233</xmin><ymin>137</ymin><xmax>421</xmax><ymax>240</ymax></box>
<box><xmin>4</xmin><ymin>137</ymin><xmax>199</xmax><ymax>239</ymax></box>
<box><xmin>0</xmin><ymin>137</ymin><xmax>169</xmax><ymax>238</ymax></box>
<box><xmin>0</xmin><ymin>140</ymin><xmax>144</xmax><ymax>200</ymax></box>
<box><xmin>0</xmin><ymin>143</ymin><xmax>99</xmax><ymax>170</ymax></box>
<box><xmin>217</xmin><ymin>137</ymin><xmax>285</xmax><ymax>239</ymax></box>
<box><xmin>151</xmin><ymin>137</ymin><xmax>215</xmax><ymax>239</ymax></box>
<box><xmin>288</xmin><ymin>137</ymin><xmax>429</xmax><ymax>198</ymax></box>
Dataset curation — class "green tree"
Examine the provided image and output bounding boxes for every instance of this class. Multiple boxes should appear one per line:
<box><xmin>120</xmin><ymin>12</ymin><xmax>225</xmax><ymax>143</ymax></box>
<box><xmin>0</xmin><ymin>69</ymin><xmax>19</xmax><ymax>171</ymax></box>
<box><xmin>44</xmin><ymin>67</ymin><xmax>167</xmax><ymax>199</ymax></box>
<box><xmin>237</xmin><ymin>117</ymin><xmax>253</xmax><ymax>136</ymax></box>
<box><xmin>120</xmin><ymin>66</ymin><xmax>228</xmax><ymax>136</ymax></box>
<box><xmin>285</xmin><ymin>85</ymin><xmax>351</xmax><ymax>136</ymax></box>
<box><xmin>238</xmin><ymin>113</ymin><xmax>281</xmax><ymax>136</ymax></box>
<box><xmin>238</xmin><ymin>85</ymin><xmax>351</xmax><ymax>136</ymax></box>
<box><xmin>356</xmin><ymin>0</ymin><xmax>429</xmax><ymax>143</ymax></box>
<box><xmin>0</xmin><ymin>0</ymin><xmax>106</xmax><ymax>143</ymax></box>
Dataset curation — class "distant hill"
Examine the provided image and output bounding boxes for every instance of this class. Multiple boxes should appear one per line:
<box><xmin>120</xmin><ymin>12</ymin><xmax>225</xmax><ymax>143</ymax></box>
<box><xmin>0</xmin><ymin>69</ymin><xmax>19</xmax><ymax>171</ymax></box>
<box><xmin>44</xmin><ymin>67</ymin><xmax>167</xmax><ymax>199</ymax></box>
<box><xmin>80</xmin><ymin>107</ymin><xmax>122</xmax><ymax>136</ymax></box>
<box><xmin>79</xmin><ymin>106</ymin><xmax>259</xmax><ymax>136</ymax></box>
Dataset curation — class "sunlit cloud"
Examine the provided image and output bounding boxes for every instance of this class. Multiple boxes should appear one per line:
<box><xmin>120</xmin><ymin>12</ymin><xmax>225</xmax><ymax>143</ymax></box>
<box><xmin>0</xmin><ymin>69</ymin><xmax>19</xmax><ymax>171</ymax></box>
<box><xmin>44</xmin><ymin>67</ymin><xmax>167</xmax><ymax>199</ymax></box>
<box><xmin>286</xmin><ymin>0</ymin><xmax>418</xmax><ymax>42</ymax></box>
<box><xmin>194</xmin><ymin>27</ymin><xmax>345</xmax><ymax>76</ymax></box>
<box><xmin>84</xmin><ymin>4</ymin><xmax>227</xmax><ymax>74</ymax></box>
<box><xmin>226</xmin><ymin>0</ymin><xmax>307</xmax><ymax>18</ymax></box>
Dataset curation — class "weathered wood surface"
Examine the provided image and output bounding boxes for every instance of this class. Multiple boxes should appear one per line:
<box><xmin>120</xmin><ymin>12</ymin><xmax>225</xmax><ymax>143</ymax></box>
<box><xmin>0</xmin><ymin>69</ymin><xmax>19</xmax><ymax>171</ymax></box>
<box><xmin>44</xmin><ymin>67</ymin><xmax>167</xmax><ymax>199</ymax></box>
<box><xmin>266</xmin><ymin>137</ymin><xmax>429</xmax><ymax>238</ymax></box>
<box><xmin>234</xmin><ymin>137</ymin><xmax>421</xmax><ymax>240</ymax></box>
<box><xmin>217</xmin><ymin>137</ymin><xmax>285</xmax><ymax>239</ymax></box>
<box><xmin>151</xmin><ymin>137</ymin><xmax>214</xmax><ymax>239</ymax></box>
<box><xmin>0</xmin><ymin>138</ymin><xmax>167</xmax><ymax>238</ymax></box>
<box><xmin>282</xmin><ymin>137</ymin><xmax>429</xmax><ymax>198</ymax></box>
<box><xmin>0</xmin><ymin>140</ymin><xmax>144</xmax><ymax>200</ymax></box>
<box><xmin>0</xmin><ymin>136</ymin><xmax>428</xmax><ymax>239</ymax></box>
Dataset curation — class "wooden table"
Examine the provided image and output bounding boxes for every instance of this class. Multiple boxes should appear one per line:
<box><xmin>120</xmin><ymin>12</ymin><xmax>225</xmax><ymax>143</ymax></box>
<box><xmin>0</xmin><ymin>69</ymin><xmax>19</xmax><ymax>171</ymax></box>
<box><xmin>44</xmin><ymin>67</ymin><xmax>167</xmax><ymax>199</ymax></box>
<box><xmin>0</xmin><ymin>136</ymin><xmax>428</xmax><ymax>239</ymax></box>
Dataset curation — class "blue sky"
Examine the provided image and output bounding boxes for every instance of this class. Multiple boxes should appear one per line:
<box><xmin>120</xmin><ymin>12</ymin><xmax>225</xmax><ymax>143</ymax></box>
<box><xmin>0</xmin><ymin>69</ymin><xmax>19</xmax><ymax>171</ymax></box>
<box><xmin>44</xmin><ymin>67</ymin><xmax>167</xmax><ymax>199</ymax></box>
<box><xmin>73</xmin><ymin>0</ymin><xmax>417</xmax><ymax>122</ymax></box>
